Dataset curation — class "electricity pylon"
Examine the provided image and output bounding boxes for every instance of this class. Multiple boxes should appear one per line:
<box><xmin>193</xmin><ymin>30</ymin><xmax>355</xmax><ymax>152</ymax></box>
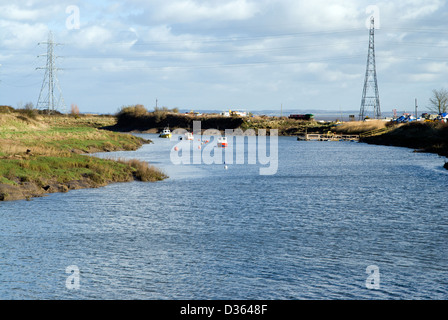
<box><xmin>359</xmin><ymin>17</ymin><xmax>381</xmax><ymax>120</ymax></box>
<box><xmin>36</xmin><ymin>31</ymin><xmax>66</xmax><ymax>113</ymax></box>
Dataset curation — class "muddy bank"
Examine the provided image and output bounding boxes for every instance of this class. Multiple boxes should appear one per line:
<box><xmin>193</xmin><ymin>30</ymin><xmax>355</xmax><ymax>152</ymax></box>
<box><xmin>0</xmin><ymin>178</ymin><xmax>114</xmax><ymax>202</ymax></box>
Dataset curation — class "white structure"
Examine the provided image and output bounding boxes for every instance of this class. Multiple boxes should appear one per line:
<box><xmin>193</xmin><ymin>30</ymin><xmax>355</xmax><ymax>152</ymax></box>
<box><xmin>221</xmin><ymin>110</ymin><xmax>247</xmax><ymax>117</ymax></box>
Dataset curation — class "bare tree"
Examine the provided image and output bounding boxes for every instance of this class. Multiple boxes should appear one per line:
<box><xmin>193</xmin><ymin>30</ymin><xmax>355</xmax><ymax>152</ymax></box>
<box><xmin>71</xmin><ymin>104</ymin><xmax>80</xmax><ymax>115</ymax></box>
<box><xmin>24</xmin><ymin>102</ymin><xmax>34</xmax><ymax>110</ymax></box>
<box><xmin>429</xmin><ymin>88</ymin><xmax>448</xmax><ymax>114</ymax></box>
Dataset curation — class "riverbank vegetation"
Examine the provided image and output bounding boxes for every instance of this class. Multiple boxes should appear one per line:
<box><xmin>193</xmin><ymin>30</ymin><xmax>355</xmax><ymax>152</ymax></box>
<box><xmin>0</xmin><ymin>110</ymin><xmax>167</xmax><ymax>201</ymax></box>
<box><xmin>332</xmin><ymin>120</ymin><xmax>390</xmax><ymax>134</ymax></box>
<box><xmin>111</xmin><ymin>104</ymin><xmax>336</xmax><ymax>135</ymax></box>
<box><xmin>362</xmin><ymin>121</ymin><xmax>448</xmax><ymax>157</ymax></box>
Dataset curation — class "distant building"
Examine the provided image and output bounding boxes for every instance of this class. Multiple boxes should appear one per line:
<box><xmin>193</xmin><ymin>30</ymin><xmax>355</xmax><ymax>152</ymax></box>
<box><xmin>221</xmin><ymin>110</ymin><xmax>247</xmax><ymax>117</ymax></box>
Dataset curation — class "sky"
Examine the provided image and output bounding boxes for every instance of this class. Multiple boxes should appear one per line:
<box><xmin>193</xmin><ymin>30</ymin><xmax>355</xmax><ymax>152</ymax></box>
<box><xmin>0</xmin><ymin>0</ymin><xmax>447</xmax><ymax>115</ymax></box>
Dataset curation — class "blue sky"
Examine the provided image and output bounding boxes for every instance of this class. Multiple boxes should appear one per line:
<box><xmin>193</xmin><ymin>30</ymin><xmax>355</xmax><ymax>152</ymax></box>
<box><xmin>0</xmin><ymin>0</ymin><xmax>447</xmax><ymax>115</ymax></box>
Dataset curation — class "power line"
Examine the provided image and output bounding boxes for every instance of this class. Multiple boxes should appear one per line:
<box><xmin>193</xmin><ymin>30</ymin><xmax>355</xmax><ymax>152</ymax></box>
<box><xmin>109</xmin><ymin>28</ymin><xmax>365</xmax><ymax>46</ymax></box>
<box><xmin>61</xmin><ymin>40</ymin><xmax>367</xmax><ymax>59</ymax></box>
<box><xmin>58</xmin><ymin>54</ymin><xmax>366</xmax><ymax>71</ymax></box>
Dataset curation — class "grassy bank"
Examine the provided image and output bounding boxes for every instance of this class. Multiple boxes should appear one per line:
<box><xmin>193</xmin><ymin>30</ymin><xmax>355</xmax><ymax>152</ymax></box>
<box><xmin>361</xmin><ymin>121</ymin><xmax>448</xmax><ymax>158</ymax></box>
<box><xmin>0</xmin><ymin>112</ymin><xmax>167</xmax><ymax>201</ymax></box>
<box><xmin>332</xmin><ymin>120</ymin><xmax>390</xmax><ymax>134</ymax></box>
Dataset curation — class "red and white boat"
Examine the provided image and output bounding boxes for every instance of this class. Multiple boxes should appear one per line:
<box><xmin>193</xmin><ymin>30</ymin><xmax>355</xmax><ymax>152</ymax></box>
<box><xmin>182</xmin><ymin>132</ymin><xmax>194</xmax><ymax>140</ymax></box>
<box><xmin>217</xmin><ymin>137</ymin><xmax>228</xmax><ymax>148</ymax></box>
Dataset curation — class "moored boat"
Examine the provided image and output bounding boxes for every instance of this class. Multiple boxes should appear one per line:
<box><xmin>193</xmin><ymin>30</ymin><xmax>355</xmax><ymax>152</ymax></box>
<box><xmin>159</xmin><ymin>128</ymin><xmax>172</xmax><ymax>138</ymax></box>
<box><xmin>217</xmin><ymin>136</ymin><xmax>228</xmax><ymax>148</ymax></box>
<box><xmin>181</xmin><ymin>132</ymin><xmax>194</xmax><ymax>140</ymax></box>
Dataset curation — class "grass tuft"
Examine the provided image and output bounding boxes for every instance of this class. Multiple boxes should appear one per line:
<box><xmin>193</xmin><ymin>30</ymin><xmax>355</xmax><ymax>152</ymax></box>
<box><xmin>117</xmin><ymin>158</ymin><xmax>168</xmax><ymax>182</ymax></box>
<box><xmin>332</xmin><ymin>120</ymin><xmax>389</xmax><ymax>134</ymax></box>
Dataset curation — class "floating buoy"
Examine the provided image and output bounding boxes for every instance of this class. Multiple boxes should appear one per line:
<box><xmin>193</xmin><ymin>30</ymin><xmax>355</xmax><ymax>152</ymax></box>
<box><xmin>198</xmin><ymin>145</ymin><xmax>201</xmax><ymax>149</ymax></box>
<box><xmin>174</xmin><ymin>146</ymin><xmax>179</xmax><ymax>151</ymax></box>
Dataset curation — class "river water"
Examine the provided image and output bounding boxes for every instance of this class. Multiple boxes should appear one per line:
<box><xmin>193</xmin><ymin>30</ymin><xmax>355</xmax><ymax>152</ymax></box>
<box><xmin>1</xmin><ymin>134</ymin><xmax>447</xmax><ymax>299</ymax></box>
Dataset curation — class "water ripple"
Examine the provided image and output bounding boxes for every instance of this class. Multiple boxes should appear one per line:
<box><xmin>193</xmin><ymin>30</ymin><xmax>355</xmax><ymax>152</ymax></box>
<box><xmin>1</xmin><ymin>136</ymin><xmax>448</xmax><ymax>299</ymax></box>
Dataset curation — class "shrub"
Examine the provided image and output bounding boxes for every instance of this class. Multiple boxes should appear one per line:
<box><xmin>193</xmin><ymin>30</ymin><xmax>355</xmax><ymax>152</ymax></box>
<box><xmin>15</xmin><ymin>102</ymin><xmax>38</xmax><ymax>119</ymax></box>
<box><xmin>0</xmin><ymin>105</ymin><xmax>14</xmax><ymax>113</ymax></box>
<box><xmin>71</xmin><ymin>104</ymin><xmax>80</xmax><ymax>118</ymax></box>
<box><xmin>117</xmin><ymin>104</ymin><xmax>148</xmax><ymax>118</ymax></box>
<box><xmin>118</xmin><ymin>158</ymin><xmax>168</xmax><ymax>182</ymax></box>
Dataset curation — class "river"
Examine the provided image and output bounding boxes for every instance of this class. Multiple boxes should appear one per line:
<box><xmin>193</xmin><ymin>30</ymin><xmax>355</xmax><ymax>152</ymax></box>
<box><xmin>1</xmin><ymin>134</ymin><xmax>447</xmax><ymax>299</ymax></box>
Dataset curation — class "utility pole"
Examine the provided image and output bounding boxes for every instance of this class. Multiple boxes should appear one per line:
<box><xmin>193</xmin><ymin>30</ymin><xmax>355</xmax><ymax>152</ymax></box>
<box><xmin>415</xmin><ymin>98</ymin><xmax>418</xmax><ymax>119</ymax></box>
<box><xmin>36</xmin><ymin>31</ymin><xmax>65</xmax><ymax>114</ymax></box>
<box><xmin>359</xmin><ymin>17</ymin><xmax>381</xmax><ymax>120</ymax></box>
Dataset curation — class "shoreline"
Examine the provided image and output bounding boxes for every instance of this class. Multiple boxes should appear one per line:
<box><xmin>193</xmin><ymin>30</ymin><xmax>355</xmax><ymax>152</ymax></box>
<box><xmin>110</xmin><ymin>111</ymin><xmax>448</xmax><ymax>170</ymax></box>
<box><xmin>360</xmin><ymin>121</ymin><xmax>448</xmax><ymax>168</ymax></box>
<box><xmin>2</xmin><ymin>112</ymin><xmax>446</xmax><ymax>202</ymax></box>
<box><xmin>0</xmin><ymin>113</ymin><xmax>168</xmax><ymax>202</ymax></box>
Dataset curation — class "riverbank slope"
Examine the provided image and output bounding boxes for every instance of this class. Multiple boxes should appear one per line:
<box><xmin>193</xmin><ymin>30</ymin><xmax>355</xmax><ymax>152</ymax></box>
<box><xmin>0</xmin><ymin>112</ymin><xmax>167</xmax><ymax>202</ymax></box>
<box><xmin>361</xmin><ymin>121</ymin><xmax>448</xmax><ymax>169</ymax></box>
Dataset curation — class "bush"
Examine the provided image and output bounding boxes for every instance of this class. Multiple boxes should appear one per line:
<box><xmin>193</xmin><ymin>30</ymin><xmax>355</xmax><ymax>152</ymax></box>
<box><xmin>154</xmin><ymin>106</ymin><xmax>179</xmax><ymax>113</ymax></box>
<box><xmin>118</xmin><ymin>158</ymin><xmax>168</xmax><ymax>182</ymax></box>
<box><xmin>71</xmin><ymin>104</ymin><xmax>80</xmax><ymax>118</ymax></box>
<box><xmin>15</xmin><ymin>102</ymin><xmax>37</xmax><ymax>119</ymax></box>
<box><xmin>117</xmin><ymin>104</ymin><xmax>148</xmax><ymax>118</ymax></box>
<box><xmin>0</xmin><ymin>105</ymin><xmax>14</xmax><ymax>113</ymax></box>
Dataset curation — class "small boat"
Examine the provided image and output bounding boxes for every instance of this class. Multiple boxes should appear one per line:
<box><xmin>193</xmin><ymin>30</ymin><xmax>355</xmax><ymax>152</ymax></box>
<box><xmin>217</xmin><ymin>136</ymin><xmax>228</xmax><ymax>148</ymax></box>
<box><xmin>159</xmin><ymin>128</ymin><xmax>172</xmax><ymax>138</ymax></box>
<box><xmin>181</xmin><ymin>132</ymin><xmax>194</xmax><ymax>140</ymax></box>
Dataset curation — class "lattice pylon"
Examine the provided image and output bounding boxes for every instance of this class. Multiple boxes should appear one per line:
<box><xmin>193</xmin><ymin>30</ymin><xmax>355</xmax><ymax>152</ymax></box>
<box><xmin>36</xmin><ymin>31</ymin><xmax>66</xmax><ymax>114</ymax></box>
<box><xmin>359</xmin><ymin>17</ymin><xmax>381</xmax><ymax>120</ymax></box>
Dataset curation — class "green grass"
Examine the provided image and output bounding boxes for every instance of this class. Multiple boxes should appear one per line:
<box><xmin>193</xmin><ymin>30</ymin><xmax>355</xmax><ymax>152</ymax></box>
<box><xmin>0</xmin><ymin>155</ymin><xmax>131</xmax><ymax>184</ymax></box>
<box><xmin>1</xmin><ymin>112</ymin><xmax>167</xmax><ymax>201</ymax></box>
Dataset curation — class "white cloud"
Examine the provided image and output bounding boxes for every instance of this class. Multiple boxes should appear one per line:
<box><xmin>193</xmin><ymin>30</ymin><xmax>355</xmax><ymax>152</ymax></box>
<box><xmin>425</xmin><ymin>62</ymin><xmax>448</xmax><ymax>74</ymax></box>
<box><xmin>397</xmin><ymin>0</ymin><xmax>443</xmax><ymax>20</ymax></box>
<box><xmin>0</xmin><ymin>0</ymin><xmax>447</xmax><ymax>113</ymax></box>
<box><xmin>409</xmin><ymin>73</ymin><xmax>440</xmax><ymax>82</ymax></box>
<box><xmin>0</xmin><ymin>4</ymin><xmax>41</xmax><ymax>21</ymax></box>
<box><xmin>70</xmin><ymin>25</ymin><xmax>114</xmax><ymax>49</ymax></box>
<box><xmin>0</xmin><ymin>20</ymin><xmax>48</xmax><ymax>49</ymax></box>
<box><xmin>147</xmin><ymin>0</ymin><xmax>260</xmax><ymax>23</ymax></box>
